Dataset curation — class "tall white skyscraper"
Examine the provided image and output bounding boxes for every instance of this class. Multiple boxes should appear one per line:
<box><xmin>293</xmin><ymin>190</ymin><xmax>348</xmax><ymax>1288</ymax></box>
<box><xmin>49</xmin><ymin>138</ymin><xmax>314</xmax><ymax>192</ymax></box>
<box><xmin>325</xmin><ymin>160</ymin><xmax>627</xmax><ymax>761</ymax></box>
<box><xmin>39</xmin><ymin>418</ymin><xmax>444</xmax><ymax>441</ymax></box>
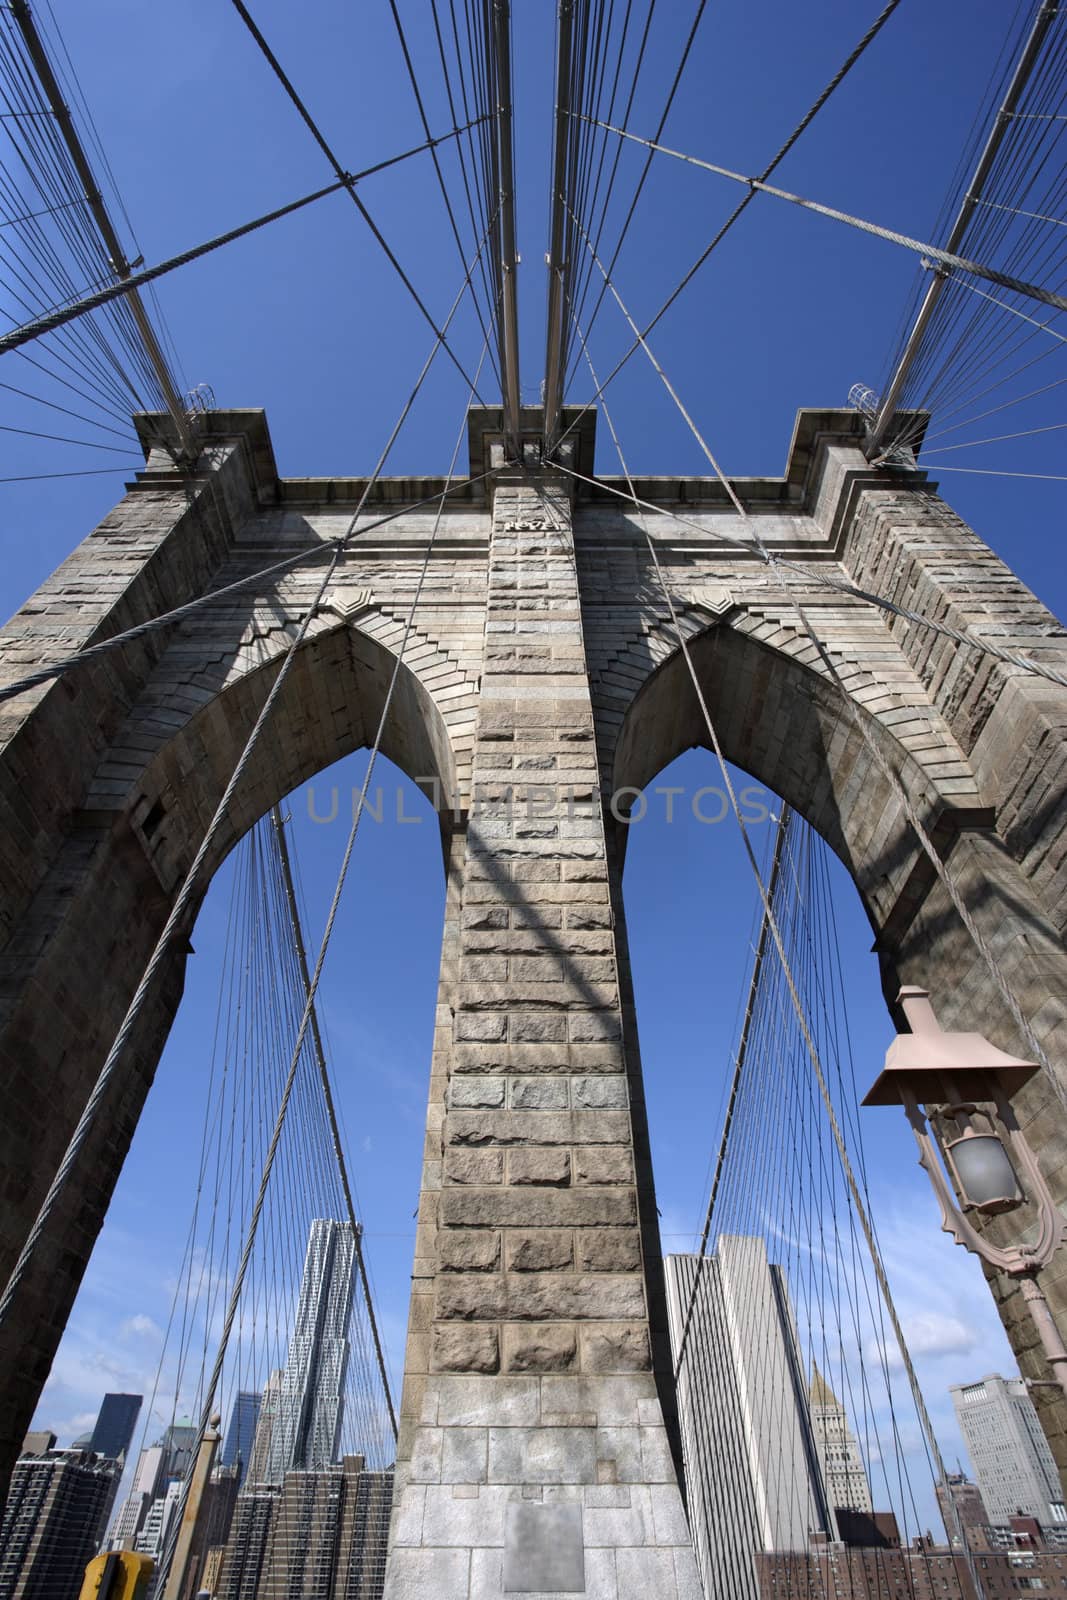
<box><xmin>263</xmin><ymin>1219</ymin><xmax>357</xmax><ymax>1485</ymax></box>
<box><xmin>950</xmin><ymin>1373</ymin><xmax>1067</xmax><ymax>1528</ymax></box>
<box><xmin>665</xmin><ymin>1236</ymin><xmax>836</xmax><ymax>1600</ymax></box>
<box><xmin>809</xmin><ymin>1362</ymin><xmax>873</xmax><ymax>1514</ymax></box>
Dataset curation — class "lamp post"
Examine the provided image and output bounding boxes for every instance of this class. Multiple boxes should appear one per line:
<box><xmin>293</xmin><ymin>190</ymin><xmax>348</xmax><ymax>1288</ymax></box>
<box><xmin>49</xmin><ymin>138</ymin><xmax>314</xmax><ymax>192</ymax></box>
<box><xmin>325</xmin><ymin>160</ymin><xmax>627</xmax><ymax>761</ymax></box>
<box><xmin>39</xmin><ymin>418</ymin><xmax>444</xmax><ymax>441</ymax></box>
<box><xmin>864</xmin><ymin>986</ymin><xmax>1067</xmax><ymax>1400</ymax></box>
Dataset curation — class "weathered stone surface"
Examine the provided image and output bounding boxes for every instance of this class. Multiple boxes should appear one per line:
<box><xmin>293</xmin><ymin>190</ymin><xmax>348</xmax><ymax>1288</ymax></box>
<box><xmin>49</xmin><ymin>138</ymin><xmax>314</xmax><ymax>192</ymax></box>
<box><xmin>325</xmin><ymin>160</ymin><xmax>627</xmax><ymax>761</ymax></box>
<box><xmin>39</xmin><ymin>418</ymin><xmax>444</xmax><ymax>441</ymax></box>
<box><xmin>432</xmin><ymin>1324</ymin><xmax>500</xmax><ymax>1374</ymax></box>
<box><xmin>572</xmin><ymin>1076</ymin><xmax>629</xmax><ymax>1109</ymax></box>
<box><xmin>577</xmin><ymin>1228</ymin><xmax>642</xmax><ymax>1273</ymax></box>
<box><xmin>575</xmin><ymin>1145</ymin><xmax>634</xmax><ymax>1185</ymax></box>
<box><xmin>508</xmin><ymin>1146</ymin><xmax>571</xmax><ymax>1186</ymax></box>
<box><xmin>505</xmin><ymin>1230</ymin><xmax>574</xmax><ymax>1272</ymax></box>
<box><xmin>436</xmin><ymin>1273</ymin><xmax>644</xmax><ymax>1323</ymax></box>
<box><xmin>446</xmin><ymin>1109</ymin><xmax>631</xmax><ymax>1146</ymax></box>
<box><xmin>440</xmin><ymin>1187</ymin><xmax>637</xmax><ymax>1229</ymax></box>
<box><xmin>439</xmin><ymin>1231</ymin><xmax>502</xmax><ymax>1272</ymax></box>
<box><xmin>509</xmin><ymin>1077</ymin><xmax>569</xmax><ymax>1110</ymax></box>
<box><xmin>449</xmin><ymin>1076</ymin><xmax>506</xmax><ymax>1110</ymax></box>
<box><xmin>581</xmin><ymin>1323</ymin><xmax>652</xmax><ymax>1373</ymax></box>
<box><xmin>502</xmin><ymin>1322</ymin><xmax>578</xmax><ymax>1373</ymax></box>
<box><xmin>488</xmin><ymin>1426</ymin><xmax>597</xmax><ymax>1485</ymax></box>
<box><xmin>444</xmin><ymin>1148</ymin><xmax>504</xmax><ymax>1185</ymax></box>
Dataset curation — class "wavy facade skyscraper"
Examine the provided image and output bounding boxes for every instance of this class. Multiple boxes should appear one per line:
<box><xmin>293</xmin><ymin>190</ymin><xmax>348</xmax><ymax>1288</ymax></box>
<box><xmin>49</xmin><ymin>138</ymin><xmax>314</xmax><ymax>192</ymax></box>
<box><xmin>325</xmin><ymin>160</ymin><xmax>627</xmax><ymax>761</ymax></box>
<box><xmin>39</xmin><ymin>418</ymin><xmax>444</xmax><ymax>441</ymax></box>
<box><xmin>261</xmin><ymin>1220</ymin><xmax>357</xmax><ymax>1486</ymax></box>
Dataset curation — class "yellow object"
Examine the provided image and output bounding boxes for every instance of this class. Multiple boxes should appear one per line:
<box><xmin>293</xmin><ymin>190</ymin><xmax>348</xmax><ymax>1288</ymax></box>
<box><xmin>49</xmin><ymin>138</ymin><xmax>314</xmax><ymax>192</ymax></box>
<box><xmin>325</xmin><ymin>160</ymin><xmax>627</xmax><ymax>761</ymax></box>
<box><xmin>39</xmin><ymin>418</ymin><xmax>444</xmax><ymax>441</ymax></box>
<box><xmin>79</xmin><ymin>1551</ymin><xmax>155</xmax><ymax>1599</ymax></box>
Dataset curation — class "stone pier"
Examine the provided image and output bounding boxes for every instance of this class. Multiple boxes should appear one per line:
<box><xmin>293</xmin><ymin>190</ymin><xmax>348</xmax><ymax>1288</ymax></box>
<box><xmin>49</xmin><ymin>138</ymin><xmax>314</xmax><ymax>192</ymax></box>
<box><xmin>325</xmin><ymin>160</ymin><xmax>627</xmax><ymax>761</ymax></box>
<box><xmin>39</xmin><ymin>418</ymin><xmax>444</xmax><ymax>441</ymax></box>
<box><xmin>384</xmin><ymin>470</ymin><xmax>700</xmax><ymax>1596</ymax></box>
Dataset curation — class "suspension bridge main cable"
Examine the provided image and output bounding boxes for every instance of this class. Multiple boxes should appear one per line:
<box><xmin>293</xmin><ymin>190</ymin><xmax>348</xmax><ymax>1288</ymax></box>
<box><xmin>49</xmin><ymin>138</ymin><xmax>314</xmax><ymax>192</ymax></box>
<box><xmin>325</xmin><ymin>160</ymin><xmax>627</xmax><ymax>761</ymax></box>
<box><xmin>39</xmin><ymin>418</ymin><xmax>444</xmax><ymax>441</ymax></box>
<box><xmin>0</xmin><ymin>227</ymin><xmax>502</xmax><ymax>1339</ymax></box>
<box><xmin>549</xmin><ymin>0</ymin><xmax>909</xmax><ymax>456</ymax></box>
<box><xmin>0</xmin><ymin>124</ymin><xmax>487</xmax><ymax>358</ymax></box>
<box><xmin>224</xmin><ymin>0</ymin><xmax>491</xmax><ymax>404</ymax></box>
<box><xmin>562</xmin><ymin>273</ymin><xmax>1067</xmax><ymax>1107</ymax></box>
<box><xmin>578</xmin><ymin>115</ymin><xmax>1067</xmax><ymax>311</ymax></box>
<box><xmin>548</xmin><ymin>0</ymin><xmax>713</xmax><ymax>426</ymax></box>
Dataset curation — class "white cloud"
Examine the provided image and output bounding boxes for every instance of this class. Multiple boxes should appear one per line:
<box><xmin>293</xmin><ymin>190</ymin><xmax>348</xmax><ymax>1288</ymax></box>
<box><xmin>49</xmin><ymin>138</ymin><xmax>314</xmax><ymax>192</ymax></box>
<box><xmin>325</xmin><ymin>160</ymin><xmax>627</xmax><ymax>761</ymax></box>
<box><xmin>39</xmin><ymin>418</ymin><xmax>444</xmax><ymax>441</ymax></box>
<box><xmin>869</xmin><ymin>1310</ymin><xmax>977</xmax><ymax>1371</ymax></box>
<box><xmin>120</xmin><ymin>1314</ymin><xmax>162</xmax><ymax>1342</ymax></box>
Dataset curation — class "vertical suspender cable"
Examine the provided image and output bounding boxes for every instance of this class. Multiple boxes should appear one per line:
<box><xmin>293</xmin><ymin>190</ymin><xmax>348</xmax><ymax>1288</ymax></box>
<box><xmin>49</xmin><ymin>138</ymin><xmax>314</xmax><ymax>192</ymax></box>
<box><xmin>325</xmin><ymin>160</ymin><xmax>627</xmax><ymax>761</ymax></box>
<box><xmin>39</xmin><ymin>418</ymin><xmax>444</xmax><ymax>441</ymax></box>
<box><xmin>543</xmin><ymin>0</ymin><xmax>575</xmax><ymax>448</ymax></box>
<box><xmin>9</xmin><ymin>0</ymin><xmax>193</xmax><ymax>458</ymax></box>
<box><xmin>867</xmin><ymin>0</ymin><xmax>1060</xmax><ymax>456</ymax></box>
<box><xmin>269</xmin><ymin>805</ymin><xmax>398</xmax><ymax>1443</ymax></box>
<box><xmin>490</xmin><ymin>0</ymin><xmax>522</xmax><ymax>452</ymax></box>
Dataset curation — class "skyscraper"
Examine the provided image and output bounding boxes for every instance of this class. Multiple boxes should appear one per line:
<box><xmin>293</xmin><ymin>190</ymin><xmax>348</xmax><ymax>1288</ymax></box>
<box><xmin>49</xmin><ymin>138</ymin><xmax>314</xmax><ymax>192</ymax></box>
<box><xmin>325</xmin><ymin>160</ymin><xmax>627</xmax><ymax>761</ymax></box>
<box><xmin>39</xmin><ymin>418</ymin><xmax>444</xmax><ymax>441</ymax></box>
<box><xmin>0</xmin><ymin>1448</ymin><xmax>121</xmax><ymax>1596</ymax></box>
<box><xmin>215</xmin><ymin>1458</ymin><xmax>393</xmax><ymax>1600</ymax></box>
<box><xmin>221</xmin><ymin>1392</ymin><xmax>263</xmax><ymax>1489</ymax></box>
<box><xmin>950</xmin><ymin>1374</ymin><xmax>1067</xmax><ymax>1528</ymax></box>
<box><xmin>936</xmin><ymin>1472</ymin><xmax>989</xmax><ymax>1541</ymax></box>
<box><xmin>246</xmin><ymin>1374</ymin><xmax>282</xmax><ymax>1490</ymax></box>
<box><xmin>110</xmin><ymin>1442</ymin><xmax>167</xmax><ymax>1550</ymax></box>
<box><xmin>262</xmin><ymin>1220</ymin><xmax>357</xmax><ymax>1485</ymax></box>
<box><xmin>809</xmin><ymin>1362</ymin><xmax>874</xmax><ymax>1514</ymax></box>
<box><xmin>89</xmin><ymin>1393</ymin><xmax>143</xmax><ymax>1462</ymax></box>
<box><xmin>665</xmin><ymin>1237</ymin><xmax>836</xmax><ymax>1600</ymax></box>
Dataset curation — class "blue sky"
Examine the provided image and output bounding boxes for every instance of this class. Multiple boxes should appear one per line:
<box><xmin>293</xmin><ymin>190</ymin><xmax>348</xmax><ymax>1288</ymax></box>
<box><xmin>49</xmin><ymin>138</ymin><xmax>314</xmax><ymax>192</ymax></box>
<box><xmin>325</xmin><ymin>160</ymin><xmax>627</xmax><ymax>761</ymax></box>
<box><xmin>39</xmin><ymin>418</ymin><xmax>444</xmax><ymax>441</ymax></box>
<box><xmin>4</xmin><ymin>0</ymin><xmax>1063</xmax><ymax>1541</ymax></box>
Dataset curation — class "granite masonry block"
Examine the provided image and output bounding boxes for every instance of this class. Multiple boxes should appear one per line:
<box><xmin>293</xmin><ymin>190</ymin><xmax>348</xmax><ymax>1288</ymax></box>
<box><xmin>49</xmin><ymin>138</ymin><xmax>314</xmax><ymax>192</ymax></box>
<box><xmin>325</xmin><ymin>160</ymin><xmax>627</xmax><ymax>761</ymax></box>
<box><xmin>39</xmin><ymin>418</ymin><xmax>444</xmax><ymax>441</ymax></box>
<box><xmin>445</xmin><ymin>1110</ymin><xmax>631</xmax><ymax>1146</ymax></box>
<box><xmin>577</xmin><ymin>1227</ymin><xmax>643</xmax><ymax>1276</ymax></box>
<box><xmin>439</xmin><ymin>1231</ymin><xmax>502</xmax><ymax>1272</ymax></box>
<box><xmin>502</xmin><ymin>1322</ymin><xmax>579</xmax><ymax>1374</ymax></box>
<box><xmin>444</xmin><ymin>1147</ymin><xmax>504</xmax><ymax>1185</ymax></box>
<box><xmin>575</xmin><ymin>1146</ymin><xmax>636</xmax><ymax>1186</ymax></box>
<box><xmin>508</xmin><ymin>1146</ymin><xmax>572</xmax><ymax>1186</ymax></box>
<box><xmin>505</xmin><ymin>1230</ymin><xmax>574</xmax><ymax>1272</ymax></box>
<box><xmin>439</xmin><ymin>1188</ymin><xmax>638</xmax><ymax>1229</ymax></box>
<box><xmin>431</xmin><ymin>1324</ymin><xmax>500</xmax><ymax>1374</ymax></box>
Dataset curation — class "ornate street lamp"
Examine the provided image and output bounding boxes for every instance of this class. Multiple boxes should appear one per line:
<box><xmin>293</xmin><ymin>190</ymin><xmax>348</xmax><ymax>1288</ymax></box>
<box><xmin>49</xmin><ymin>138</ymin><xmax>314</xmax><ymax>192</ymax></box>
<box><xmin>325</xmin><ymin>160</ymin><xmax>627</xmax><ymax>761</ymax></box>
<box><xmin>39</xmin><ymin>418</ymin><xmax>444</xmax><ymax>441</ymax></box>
<box><xmin>864</xmin><ymin>985</ymin><xmax>1067</xmax><ymax>1399</ymax></box>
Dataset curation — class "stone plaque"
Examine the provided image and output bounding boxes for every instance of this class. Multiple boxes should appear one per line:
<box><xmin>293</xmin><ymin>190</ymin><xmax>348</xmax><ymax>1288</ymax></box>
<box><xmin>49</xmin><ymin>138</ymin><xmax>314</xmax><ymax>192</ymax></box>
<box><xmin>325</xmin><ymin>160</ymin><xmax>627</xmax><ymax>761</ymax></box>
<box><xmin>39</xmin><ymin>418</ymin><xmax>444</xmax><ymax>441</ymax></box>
<box><xmin>503</xmin><ymin>1502</ymin><xmax>585</xmax><ymax>1593</ymax></box>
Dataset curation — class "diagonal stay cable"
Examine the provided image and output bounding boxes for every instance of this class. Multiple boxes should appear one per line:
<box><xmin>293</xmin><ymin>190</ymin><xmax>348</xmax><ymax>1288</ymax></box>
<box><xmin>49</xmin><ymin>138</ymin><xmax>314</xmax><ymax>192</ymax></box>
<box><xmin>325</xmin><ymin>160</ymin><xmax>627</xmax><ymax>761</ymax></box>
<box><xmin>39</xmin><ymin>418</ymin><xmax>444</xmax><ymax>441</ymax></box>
<box><xmin>559</xmin><ymin>271</ymin><xmax>1067</xmax><ymax>694</ymax></box>
<box><xmin>553</xmin><ymin>459</ymin><xmax>1067</xmax><ymax>693</ymax></box>
<box><xmin>576</xmin><ymin>287</ymin><xmax>1067</xmax><ymax>1109</ymax></box>
<box><xmin>565</xmin><ymin>199</ymin><xmax>747</xmax><ymax>515</ymax></box>
<box><xmin>269</xmin><ymin>802</ymin><xmax>398</xmax><ymax>1441</ymax></box>
<box><xmin>562</xmin><ymin>0</ymin><xmax>711</xmax><ymax>388</ymax></box>
<box><xmin>671</xmin><ymin>805</ymin><xmax>792</xmax><ymax>1384</ymax></box>
<box><xmin>572</xmin><ymin>0</ymin><xmax>904</xmax><ymax>395</ymax></box>
<box><xmin>150</xmin><ymin>332</ymin><xmax>492</xmax><ymax>1600</ymax></box>
<box><xmin>579</xmin><ymin>117</ymin><xmax>1067</xmax><ymax>311</ymax></box>
<box><xmin>0</xmin><ymin>125</ymin><xmax>488</xmax><ymax>358</ymax></box>
<box><xmin>380</xmin><ymin>0</ymin><xmax>501</xmax><ymax>378</ymax></box>
<box><xmin>550</xmin><ymin>0</ymin><xmax>940</xmax><ymax>447</ymax></box>
<box><xmin>579</xmin><ymin>337</ymin><xmax>964</xmax><ymax>1547</ymax></box>
<box><xmin>226</xmin><ymin>0</ymin><xmax>490</xmax><ymax>402</ymax></box>
<box><xmin>428</xmin><ymin>0</ymin><xmax>502</xmax><ymax>389</ymax></box>
<box><xmin>0</xmin><ymin>232</ymin><xmax>498</xmax><ymax>1336</ymax></box>
<box><xmin>0</xmin><ymin>468</ymin><xmax>497</xmax><ymax>705</ymax></box>
<box><xmin>0</xmin><ymin>377</ymin><xmax>136</xmax><ymax>440</ymax></box>
<box><xmin>564</xmin><ymin>0</ymin><xmax>656</xmax><ymax>387</ymax></box>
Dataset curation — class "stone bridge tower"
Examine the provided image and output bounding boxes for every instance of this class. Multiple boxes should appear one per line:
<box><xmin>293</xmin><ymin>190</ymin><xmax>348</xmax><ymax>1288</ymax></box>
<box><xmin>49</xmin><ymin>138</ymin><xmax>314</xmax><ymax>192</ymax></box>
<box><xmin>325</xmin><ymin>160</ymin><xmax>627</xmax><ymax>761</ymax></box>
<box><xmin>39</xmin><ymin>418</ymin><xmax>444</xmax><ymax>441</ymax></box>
<box><xmin>2</xmin><ymin>404</ymin><xmax>1067</xmax><ymax>1598</ymax></box>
